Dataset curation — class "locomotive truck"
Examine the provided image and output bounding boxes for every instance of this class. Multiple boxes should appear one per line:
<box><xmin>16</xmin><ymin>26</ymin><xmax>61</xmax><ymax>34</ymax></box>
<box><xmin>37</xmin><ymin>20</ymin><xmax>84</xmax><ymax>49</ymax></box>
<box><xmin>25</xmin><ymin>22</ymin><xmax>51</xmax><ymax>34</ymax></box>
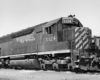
<box><xmin>0</xmin><ymin>15</ymin><xmax>100</xmax><ymax>72</ymax></box>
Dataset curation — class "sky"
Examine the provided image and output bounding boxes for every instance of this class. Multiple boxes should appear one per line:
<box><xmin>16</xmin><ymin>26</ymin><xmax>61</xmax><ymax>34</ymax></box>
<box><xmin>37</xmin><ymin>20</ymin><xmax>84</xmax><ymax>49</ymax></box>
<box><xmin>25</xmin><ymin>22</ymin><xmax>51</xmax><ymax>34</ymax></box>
<box><xmin>0</xmin><ymin>0</ymin><xmax>100</xmax><ymax>37</ymax></box>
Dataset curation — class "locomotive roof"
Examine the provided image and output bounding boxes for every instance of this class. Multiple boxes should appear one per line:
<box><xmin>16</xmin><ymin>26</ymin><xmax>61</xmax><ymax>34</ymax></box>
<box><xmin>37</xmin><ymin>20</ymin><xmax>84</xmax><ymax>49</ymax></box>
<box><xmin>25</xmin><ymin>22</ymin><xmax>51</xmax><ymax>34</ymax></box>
<box><xmin>0</xmin><ymin>15</ymin><xmax>83</xmax><ymax>42</ymax></box>
<box><xmin>11</xmin><ymin>16</ymin><xmax>83</xmax><ymax>38</ymax></box>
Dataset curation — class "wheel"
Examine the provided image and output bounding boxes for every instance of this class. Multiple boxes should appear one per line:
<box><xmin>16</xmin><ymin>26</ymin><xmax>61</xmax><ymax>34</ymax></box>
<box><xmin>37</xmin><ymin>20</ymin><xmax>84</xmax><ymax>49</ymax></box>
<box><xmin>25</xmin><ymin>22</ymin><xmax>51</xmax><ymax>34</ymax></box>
<box><xmin>52</xmin><ymin>63</ymin><xmax>59</xmax><ymax>71</ymax></box>
<box><xmin>41</xmin><ymin>64</ymin><xmax>47</xmax><ymax>71</ymax></box>
<box><xmin>68</xmin><ymin>63</ymin><xmax>72</xmax><ymax>71</ymax></box>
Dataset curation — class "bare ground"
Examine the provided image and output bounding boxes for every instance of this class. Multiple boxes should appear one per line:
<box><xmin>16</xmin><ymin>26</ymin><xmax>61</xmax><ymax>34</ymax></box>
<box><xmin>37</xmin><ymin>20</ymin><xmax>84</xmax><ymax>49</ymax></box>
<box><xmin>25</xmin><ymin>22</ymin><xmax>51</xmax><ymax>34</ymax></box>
<box><xmin>0</xmin><ymin>69</ymin><xmax>100</xmax><ymax>80</ymax></box>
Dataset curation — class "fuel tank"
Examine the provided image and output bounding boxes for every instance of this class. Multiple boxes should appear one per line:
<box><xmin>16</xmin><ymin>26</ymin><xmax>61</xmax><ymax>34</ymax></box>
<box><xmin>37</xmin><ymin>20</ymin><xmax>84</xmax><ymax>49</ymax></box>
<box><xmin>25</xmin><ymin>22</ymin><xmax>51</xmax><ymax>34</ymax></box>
<box><xmin>9</xmin><ymin>59</ymin><xmax>40</xmax><ymax>69</ymax></box>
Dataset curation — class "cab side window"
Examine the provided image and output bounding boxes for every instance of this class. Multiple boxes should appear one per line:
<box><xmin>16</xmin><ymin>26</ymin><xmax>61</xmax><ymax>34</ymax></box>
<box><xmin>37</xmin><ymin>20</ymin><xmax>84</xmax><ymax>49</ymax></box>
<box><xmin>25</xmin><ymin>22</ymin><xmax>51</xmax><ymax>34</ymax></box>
<box><xmin>45</xmin><ymin>24</ymin><xmax>56</xmax><ymax>35</ymax></box>
<box><xmin>45</xmin><ymin>27</ymin><xmax>49</xmax><ymax>34</ymax></box>
<box><xmin>45</xmin><ymin>27</ymin><xmax>52</xmax><ymax>34</ymax></box>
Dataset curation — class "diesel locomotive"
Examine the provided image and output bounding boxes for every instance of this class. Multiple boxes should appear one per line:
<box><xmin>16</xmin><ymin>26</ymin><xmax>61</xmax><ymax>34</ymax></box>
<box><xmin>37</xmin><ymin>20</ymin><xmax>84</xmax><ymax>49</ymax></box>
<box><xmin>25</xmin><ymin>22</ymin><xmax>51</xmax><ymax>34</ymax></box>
<box><xmin>0</xmin><ymin>15</ymin><xmax>100</xmax><ymax>71</ymax></box>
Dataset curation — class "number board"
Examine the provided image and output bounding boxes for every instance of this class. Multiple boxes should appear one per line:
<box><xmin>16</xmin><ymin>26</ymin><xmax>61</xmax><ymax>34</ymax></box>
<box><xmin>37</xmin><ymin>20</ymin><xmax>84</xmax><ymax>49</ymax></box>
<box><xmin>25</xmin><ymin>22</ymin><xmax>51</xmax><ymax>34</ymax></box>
<box><xmin>62</xmin><ymin>19</ymin><xmax>72</xmax><ymax>23</ymax></box>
